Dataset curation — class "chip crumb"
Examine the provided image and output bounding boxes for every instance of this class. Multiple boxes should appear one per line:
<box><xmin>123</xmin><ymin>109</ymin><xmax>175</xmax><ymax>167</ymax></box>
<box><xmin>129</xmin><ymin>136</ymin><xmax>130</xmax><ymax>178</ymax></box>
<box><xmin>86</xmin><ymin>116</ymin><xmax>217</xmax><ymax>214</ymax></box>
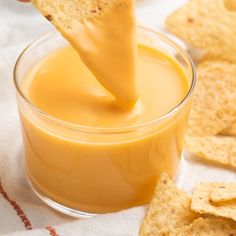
<box><xmin>139</xmin><ymin>173</ymin><xmax>199</xmax><ymax>236</ymax></box>
<box><xmin>187</xmin><ymin>17</ymin><xmax>194</xmax><ymax>23</ymax></box>
<box><xmin>186</xmin><ymin>60</ymin><xmax>236</xmax><ymax>137</ymax></box>
<box><xmin>185</xmin><ymin>136</ymin><xmax>236</xmax><ymax>171</ymax></box>
<box><xmin>45</xmin><ymin>14</ymin><xmax>52</xmax><ymax>21</ymax></box>
<box><xmin>191</xmin><ymin>183</ymin><xmax>236</xmax><ymax>221</ymax></box>
<box><xmin>166</xmin><ymin>0</ymin><xmax>236</xmax><ymax>62</ymax></box>
<box><xmin>170</xmin><ymin>217</ymin><xmax>236</xmax><ymax>236</ymax></box>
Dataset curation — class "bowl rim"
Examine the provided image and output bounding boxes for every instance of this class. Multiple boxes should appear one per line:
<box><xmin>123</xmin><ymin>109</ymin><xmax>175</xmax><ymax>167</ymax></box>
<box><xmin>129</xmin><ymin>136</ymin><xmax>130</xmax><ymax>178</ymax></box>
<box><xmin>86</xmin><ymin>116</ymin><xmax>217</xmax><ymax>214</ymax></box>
<box><xmin>13</xmin><ymin>26</ymin><xmax>196</xmax><ymax>134</ymax></box>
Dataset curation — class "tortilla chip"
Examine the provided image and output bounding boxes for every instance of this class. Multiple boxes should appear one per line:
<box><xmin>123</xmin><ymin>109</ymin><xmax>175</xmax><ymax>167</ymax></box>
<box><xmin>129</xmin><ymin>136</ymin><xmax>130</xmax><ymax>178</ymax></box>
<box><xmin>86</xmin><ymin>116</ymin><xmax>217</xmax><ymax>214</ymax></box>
<box><xmin>191</xmin><ymin>183</ymin><xmax>236</xmax><ymax>221</ymax></box>
<box><xmin>139</xmin><ymin>173</ymin><xmax>199</xmax><ymax>236</ymax></box>
<box><xmin>166</xmin><ymin>0</ymin><xmax>236</xmax><ymax>62</ymax></box>
<box><xmin>185</xmin><ymin>136</ymin><xmax>236</xmax><ymax>170</ymax></box>
<box><xmin>221</xmin><ymin>121</ymin><xmax>236</xmax><ymax>136</ymax></box>
<box><xmin>186</xmin><ymin>60</ymin><xmax>236</xmax><ymax>137</ymax></box>
<box><xmin>31</xmin><ymin>0</ymin><xmax>126</xmax><ymax>24</ymax></box>
<box><xmin>209</xmin><ymin>183</ymin><xmax>236</xmax><ymax>203</ymax></box>
<box><xmin>31</xmin><ymin>0</ymin><xmax>138</xmax><ymax>109</ymax></box>
<box><xmin>171</xmin><ymin>217</ymin><xmax>236</xmax><ymax>236</ymax></box>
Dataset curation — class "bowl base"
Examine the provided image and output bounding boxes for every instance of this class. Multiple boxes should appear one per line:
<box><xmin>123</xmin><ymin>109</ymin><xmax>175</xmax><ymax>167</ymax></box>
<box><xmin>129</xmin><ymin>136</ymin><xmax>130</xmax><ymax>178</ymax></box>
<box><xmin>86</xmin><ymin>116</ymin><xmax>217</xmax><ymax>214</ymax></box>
<box><xmin>26</xmin><ymin>176</ymin><xmax>97</xmax><ymax>218</ymax></box>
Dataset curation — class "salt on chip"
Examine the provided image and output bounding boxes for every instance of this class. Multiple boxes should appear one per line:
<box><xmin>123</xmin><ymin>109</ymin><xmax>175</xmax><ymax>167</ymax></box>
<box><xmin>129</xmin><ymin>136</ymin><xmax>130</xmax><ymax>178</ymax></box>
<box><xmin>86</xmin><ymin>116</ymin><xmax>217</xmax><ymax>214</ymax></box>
<box><xmin>209</xmin><ymin>183</ymin><xmax>236</xmax><ymax>203</ymax></box>
<box><xmin>170</xmin><ymin>217</ymin><xmax>236</xmax><ymax>236</ymax></box>
<box><xmin>185</xmin><ymin>136</ymin><xmax>236</xmax><ymax>170</ymax></box>
<box><xmin>166</xmin><ymin>0</ymin><xmax>236</xmax><ymax>62</ymax></box>
<box><xmin>186</xmin><ymin>60</ymin><xmax>236</xmax><ymax>137</ymax></box>
<box><xmin>191</xmin><ymin>183</ymin><xmax>236</xmax><ymax>221</ymax></box>
<box><xmin>139</xmin><ymin>173</ymin><xmax>199</xmax><ymax>236</ymax></box>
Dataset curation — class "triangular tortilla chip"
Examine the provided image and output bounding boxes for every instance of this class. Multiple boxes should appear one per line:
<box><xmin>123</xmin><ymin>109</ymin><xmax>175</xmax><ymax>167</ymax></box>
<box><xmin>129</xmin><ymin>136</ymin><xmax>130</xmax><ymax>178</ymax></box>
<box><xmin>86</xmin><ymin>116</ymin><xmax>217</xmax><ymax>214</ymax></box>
<box><xmin>187</xmin><ymin>60</ymin><xmax>236</xmax><ymax>137</ymax></box>
<box><xmin>166</xmin><ymin>0</ymin><xmax>236</xmax><ymax>62</ymax></box>
<box><xmin>139</xmin><ymin>173</ymin><xmax>199</xmax><ymax>236</ymax></box>
<box><xmin>32</xmin><ymin>0</ymin><xmax>138</xmax><ymax>108</ymax></box>
<box><xmin>192</xmin><ymin>183</ymin><xmax>236</xmax><ymax>221</ymax></box>
<box><xmin>185</xmin><ymin>136</ymin><xmax>236</xmax><ymax>170</ymax></box>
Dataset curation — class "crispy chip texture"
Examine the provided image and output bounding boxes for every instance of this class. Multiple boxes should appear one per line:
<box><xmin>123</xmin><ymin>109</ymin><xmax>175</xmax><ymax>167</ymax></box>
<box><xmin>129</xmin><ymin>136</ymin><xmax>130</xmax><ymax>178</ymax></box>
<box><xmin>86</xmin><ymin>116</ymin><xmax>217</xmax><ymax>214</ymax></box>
<box><xmin>185</xmin><ymin>136</ymin><xmax>236</xmax><ymax>170</ymax></box>
<box><xmin>31</xmin><ymin>0</ymin><xmax>126</xmax><ymax>25</ymax></box>
<box><xmin>139</xmin><ymin>173</ymin><xmax>198</xmax><ymax>236</ymax></box>
<box><xmin>166</xmin><ymin>0</ymin><xmax>236</xmax><ymax>62</ymax></box>
<box><xmin>210</xmin><ymin>183</ymin><xmax>236</xmax><ymax>203</ymax></box>
<box><xmin>186</xmin><ymin>60</ymin><xmax>236</xmax><ymax>137</ymax></box>
<box><xmin>221</xmin><ymin>121</ymin><xmax>236</xmax><ymax>136</ymax></box>
<box><xmin>171</xmin><ymin>217</ymin><xmax>236</xmax><ymax>236</ymax></box>
<box><xmin>192</xmin><ymin>183</ymin><xmax>236</xmax><ymax>221</ymax></box>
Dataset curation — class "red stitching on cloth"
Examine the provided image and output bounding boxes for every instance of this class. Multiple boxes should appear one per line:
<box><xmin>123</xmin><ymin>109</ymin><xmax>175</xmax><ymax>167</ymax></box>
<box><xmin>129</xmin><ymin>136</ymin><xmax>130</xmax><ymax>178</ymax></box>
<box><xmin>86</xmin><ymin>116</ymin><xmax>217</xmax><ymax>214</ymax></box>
<box><xmin>0</xmin><ymin>181</ymin><xmax>33</xmax><ymax>230</ymax></box>
<box><xmin>46</xmin><ymin>226</ymin><xmax>59</xmax><ymax>236</ymax></box>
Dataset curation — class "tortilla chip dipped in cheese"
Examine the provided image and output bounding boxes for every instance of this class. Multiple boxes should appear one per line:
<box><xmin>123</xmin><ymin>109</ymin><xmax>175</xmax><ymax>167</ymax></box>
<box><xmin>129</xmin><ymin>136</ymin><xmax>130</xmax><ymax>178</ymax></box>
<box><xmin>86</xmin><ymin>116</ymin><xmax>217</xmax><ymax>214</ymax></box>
<box><xmin>32</xmin><ymin>0</ymin><xmax>138</xmax><ymax>109</ymax></box>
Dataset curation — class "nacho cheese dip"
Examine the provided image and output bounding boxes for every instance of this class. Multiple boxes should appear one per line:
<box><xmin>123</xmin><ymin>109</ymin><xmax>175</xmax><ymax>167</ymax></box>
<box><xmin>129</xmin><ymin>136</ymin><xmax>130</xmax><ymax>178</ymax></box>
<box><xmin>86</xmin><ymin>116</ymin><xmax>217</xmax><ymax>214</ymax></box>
<box><xmin>18</xmin><ymin>36</ymin><xmax>192</xmax><ymax>213</ymax></box>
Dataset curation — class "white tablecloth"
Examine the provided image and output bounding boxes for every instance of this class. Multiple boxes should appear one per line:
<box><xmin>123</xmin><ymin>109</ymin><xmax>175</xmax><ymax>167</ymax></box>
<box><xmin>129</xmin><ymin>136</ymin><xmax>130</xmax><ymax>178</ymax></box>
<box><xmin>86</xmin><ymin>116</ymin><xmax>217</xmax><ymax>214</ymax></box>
<box><xmin>0</xmin><ymin>0</ymin><xmax>235</xmax><ymax>235</ymax></box>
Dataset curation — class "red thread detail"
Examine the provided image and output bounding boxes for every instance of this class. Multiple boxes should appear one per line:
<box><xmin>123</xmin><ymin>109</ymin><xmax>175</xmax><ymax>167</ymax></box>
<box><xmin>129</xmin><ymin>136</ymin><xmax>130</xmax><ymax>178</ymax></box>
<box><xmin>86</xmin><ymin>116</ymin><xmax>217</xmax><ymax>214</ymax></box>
<box><xmin>0</xmin><ymin>181</ymin><xmax>33</xmax><ymax>230</ymax></box>
<box><xmin>46</xmin><ymin>226</ymin><xmax>59</xmax><ymax>236</ymax></box>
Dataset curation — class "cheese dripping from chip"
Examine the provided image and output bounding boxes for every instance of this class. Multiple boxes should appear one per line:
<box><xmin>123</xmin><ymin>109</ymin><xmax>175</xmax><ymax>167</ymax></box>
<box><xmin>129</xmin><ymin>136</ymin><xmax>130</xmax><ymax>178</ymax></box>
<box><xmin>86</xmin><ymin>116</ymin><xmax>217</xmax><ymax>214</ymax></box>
<box><xmin>32</xmin><ymin>0</ymin><xmax>138</xmax><ymax>109</ymax></box>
